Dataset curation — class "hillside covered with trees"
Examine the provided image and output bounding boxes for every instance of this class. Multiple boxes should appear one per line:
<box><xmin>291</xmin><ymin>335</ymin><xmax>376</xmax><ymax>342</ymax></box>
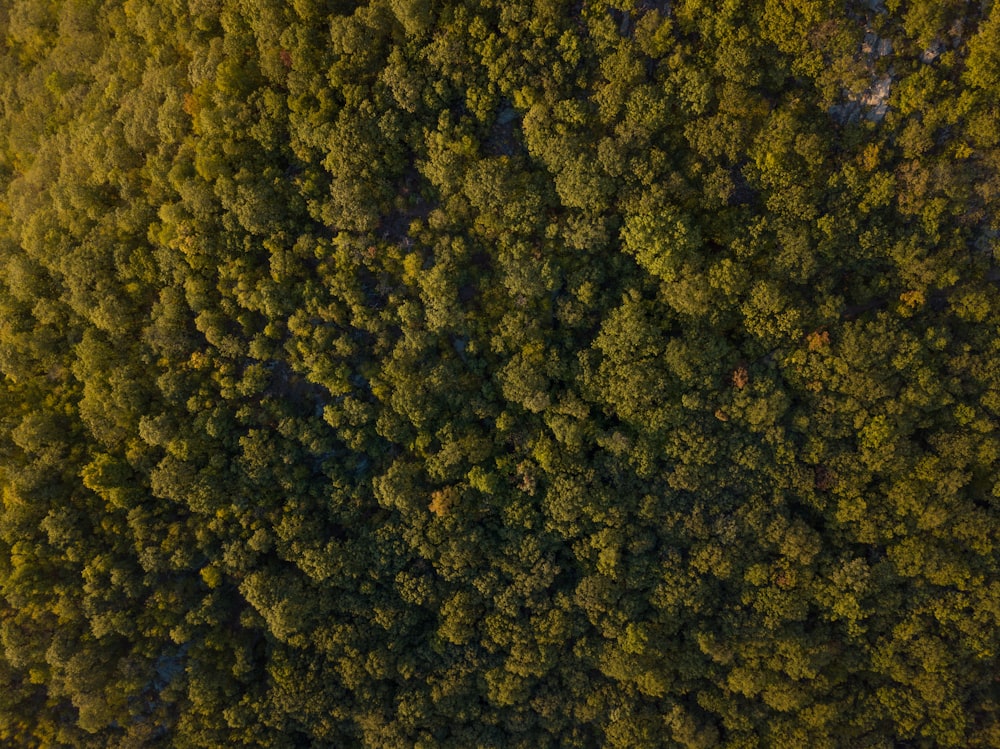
<box><xmin>1</xmin><ymin>0</ymin><xmax>999</xmax><ymax>745</ymax></box>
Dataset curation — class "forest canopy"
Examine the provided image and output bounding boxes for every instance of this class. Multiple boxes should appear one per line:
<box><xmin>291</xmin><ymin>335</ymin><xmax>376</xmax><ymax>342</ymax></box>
<box><xmin>1</xmin><ymin>0</ymin><xmax>999</xmax><ymax>746</ymax></box>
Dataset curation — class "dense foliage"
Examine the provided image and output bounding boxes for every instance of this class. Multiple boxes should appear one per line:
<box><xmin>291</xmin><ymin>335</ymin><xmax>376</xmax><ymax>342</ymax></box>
<box><xmin>2</xmin><ymin>0</ymin><xmax>999</xmax><ymax>745</ymax></box>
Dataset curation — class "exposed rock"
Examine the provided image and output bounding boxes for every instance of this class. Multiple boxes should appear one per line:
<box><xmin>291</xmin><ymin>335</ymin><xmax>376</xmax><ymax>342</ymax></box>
<box><xmin>921</xmin><ymin>40</ymin><xmax>945</xmax><ymax>64</ymax></box>
<box><xmin>829</xmin><ymin>100</ymin><xmax>862</xmax><ymax>125</ymax></box>
<box><xmin>619</xmin><ymin>10</ymin><xmax>632</xmax><ymax>36</ymax></box>
<box><xmin>608</xmin><ymin>7</ymin><xmax>633</xmax><ymax>38</ymax></box>
<box><xmin>485</xmin><ymin>101</ymin><xmax>522</xmax><ymax>157</ymax></box>
<box><xmin>830</xmin><ymin>28</ymin><xmax>895</xmax><ymax>125</ymax></box>
<box><xmin>728</xmin><ymin>166</ymin><xmax>758</xmax><ymax>207</ymax></box>
<box><xmin>861</xmin><ymin>74</ymin><xmax>892</xmax><ymax>122</ymax></box>
<box><xmin>862</xmin><ymin>31</ymin><xmax>893</xmax><ymax>60</ymax></box>
<box><xmin>949</xmin><ymin>18</ymin><xmax>965</xmax><ymax>47</ymax></box>
<box><xmin>496</xmin><ymin>106</ymin><xmax>518</xmax><ymax>126</ymax></box>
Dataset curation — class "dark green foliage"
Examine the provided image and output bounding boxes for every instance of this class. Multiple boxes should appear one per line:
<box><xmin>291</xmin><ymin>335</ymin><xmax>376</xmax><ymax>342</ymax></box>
<box><xmin>1</xmin><ymin>0</ymin><xmax>999</xmax><ymax>746</ymax></box>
